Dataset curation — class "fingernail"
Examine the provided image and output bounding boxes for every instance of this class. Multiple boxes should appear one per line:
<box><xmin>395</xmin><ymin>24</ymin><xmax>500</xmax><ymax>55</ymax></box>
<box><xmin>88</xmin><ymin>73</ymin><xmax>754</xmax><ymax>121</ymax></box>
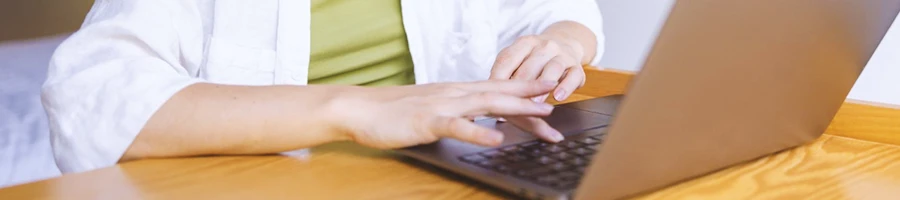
<box><xmin>483</xmin><ymin>133</ymin><xmax>504</xmax><ymax>145</ymax></box>
<box><xmin>554</xmin><ymin>89</ymin><xmax>569</xmax><ymax>101</ymax></box>
<box><xmin>538</xmin><ymin>94</ymin><xmax>549</xmax><ymax>102</ymax></box>
<box><xmin>541</xmin><ymin>80</ymin><xmax>558</xmax><ymax>86</ymax></box>
<box><xmin>552</xmin><ymin>133</ymin><xmax>565</xmax><ymax>142</ymax></box>
<box><xmin>531</xmin><ymin>96</ymin><xmax>542</xmax><ymax>102</ymax></box>
<box><xmin>537</xmin><ymin>102</ymin><xmax>555</xmax><ymax>112</ymax></box>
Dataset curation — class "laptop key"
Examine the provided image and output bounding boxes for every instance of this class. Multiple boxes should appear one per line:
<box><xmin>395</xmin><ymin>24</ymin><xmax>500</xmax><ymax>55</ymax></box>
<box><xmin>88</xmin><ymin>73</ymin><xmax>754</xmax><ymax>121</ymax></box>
<box><xmin>561</xmin><ymin>141</ymin><xmax>582</xmax><ymax>149</ymax></box>
<box><xmin>567</xmin><ymin>157</ymin><xmax>590</xmax><ymax>166</ymax></box>
<box><xmin>536</xmin><ymin>156</ymin><xmax>558</xmax><ymax>165</ymax></box>
<box><xmin>576</xmin><ymin>137</ymin><xmax>601</xmax><ymax>145</ymax></box>
<box><xmin>549</xmin><ymin>162</ymin><xmax>573</xmax><ymax>171</ymax></box>
<box><xmin>551</xmin><ymin>152</ymin><xmax>574</xmax><ymax>160</ymax></box>
<box><xmin>527</xmin><ymin>149</ymin><xmax>548</xmax><ymax>157</ymax></box>
<box><xmin>541</xmin><ymin>145</ymin><xmax>566</xmax><ymax>153</ymax></box>
<box><xmin>570</xmin><ymin>148</ymin><xmax>595</xmax><ymax>156</ymax></box>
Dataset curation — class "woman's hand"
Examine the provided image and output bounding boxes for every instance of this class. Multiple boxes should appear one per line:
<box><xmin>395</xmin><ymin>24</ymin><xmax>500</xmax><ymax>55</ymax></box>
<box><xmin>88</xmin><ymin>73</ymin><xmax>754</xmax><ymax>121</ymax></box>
<box><xmin>332</xmin><ymin>80</ymin><xmax>563</xmax><ymax>149</ymax></box>
<box><xmin>489</xmin><ymin>21</ymin><xmax>599</xmax><ymax>143</ymax></box>
<box><xmin>491</xmin><ymin>34</ymin><xmax>587</xmax><ymax>102</ymax></box>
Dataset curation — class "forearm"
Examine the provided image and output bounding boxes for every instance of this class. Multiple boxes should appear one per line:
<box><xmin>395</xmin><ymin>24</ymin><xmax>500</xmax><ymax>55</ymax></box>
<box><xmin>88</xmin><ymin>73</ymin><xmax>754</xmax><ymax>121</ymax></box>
<box><xmin>541</xmin><ymin>21</ymin><xmax>598</xmax><ymax>65</ymax></box>
<box><xmin>120</xmin><ymin>83</ymin><xmax>354</xmax><ymax>162</ymax></box>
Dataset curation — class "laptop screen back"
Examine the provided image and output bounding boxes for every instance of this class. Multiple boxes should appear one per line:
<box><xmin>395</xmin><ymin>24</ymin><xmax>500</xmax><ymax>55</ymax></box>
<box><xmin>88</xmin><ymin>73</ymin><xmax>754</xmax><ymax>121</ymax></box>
<box><xmin>577</xmin><ymin>1</ymin><xmax>900</xmax><ymax>199</ymax></box>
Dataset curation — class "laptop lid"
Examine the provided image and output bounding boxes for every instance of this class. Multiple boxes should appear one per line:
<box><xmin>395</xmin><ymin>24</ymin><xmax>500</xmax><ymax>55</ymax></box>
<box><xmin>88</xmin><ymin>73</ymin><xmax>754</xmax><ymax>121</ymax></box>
<box><xmin>576</xmin><ymin>1</ymin><xmax>900</xmax><ymax>199</ymax></box>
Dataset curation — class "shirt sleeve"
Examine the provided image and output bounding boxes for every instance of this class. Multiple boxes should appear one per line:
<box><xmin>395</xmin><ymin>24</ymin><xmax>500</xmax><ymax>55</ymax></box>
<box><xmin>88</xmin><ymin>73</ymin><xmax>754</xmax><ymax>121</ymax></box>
<box><xmin>497</xmin><ymin>0</ymin><xmax>606</xmax><ymax>67</ymax></box>
<box><xmin>41</xmin><ymin>0</ymin><xmax>202</xmax><ymax>173</ymax></box>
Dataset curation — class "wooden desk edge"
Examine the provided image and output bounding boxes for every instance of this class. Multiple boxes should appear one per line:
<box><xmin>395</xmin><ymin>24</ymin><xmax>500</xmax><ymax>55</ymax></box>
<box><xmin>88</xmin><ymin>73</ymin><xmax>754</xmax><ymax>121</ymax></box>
<box><xmin>546</xmin><ymin>66</ymin><xmax>635</xmax><ymax>104</ymax></box>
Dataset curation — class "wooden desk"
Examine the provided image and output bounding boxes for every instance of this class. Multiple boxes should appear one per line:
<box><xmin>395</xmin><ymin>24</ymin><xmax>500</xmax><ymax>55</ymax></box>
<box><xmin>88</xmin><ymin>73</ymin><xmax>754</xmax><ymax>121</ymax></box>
<box><xmin>3</xmin><ymin>68</ymin><xmax>900</xmax><ymax>199</ymax></box>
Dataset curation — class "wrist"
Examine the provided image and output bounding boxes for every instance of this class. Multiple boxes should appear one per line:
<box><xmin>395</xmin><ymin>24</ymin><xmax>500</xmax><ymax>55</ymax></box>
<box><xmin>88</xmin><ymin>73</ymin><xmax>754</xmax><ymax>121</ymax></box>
<box><xmin>319</xmin><ymin>86</ymin><xmax>369</xmax><ymax>143</ymax></box>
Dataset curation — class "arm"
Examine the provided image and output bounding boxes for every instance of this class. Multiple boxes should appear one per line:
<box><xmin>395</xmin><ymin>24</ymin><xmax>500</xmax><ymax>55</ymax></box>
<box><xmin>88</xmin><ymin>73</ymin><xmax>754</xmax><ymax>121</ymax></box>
<box><xmin>47</xmin><ymin>0</ymin><xmax>354</xmax><ymax>165</ymax></box>
<box><xmin>126</xmin><ymin>80</ymin><xmax>560</xmax><ymax>161</ymax></box>
<box><xmin>44</xmin><ymin>0</ymin><xmax>354</xmax><ymax>168</ymax></box>
<box><xmin>43</xmin><ymin>0</ymin><xmax>203</xmax><ymax>172</ymax></box>
<box><xmin>120</xmin><ymin>84</ymin><xmax>351</xmax><ymax>161</ymax></box>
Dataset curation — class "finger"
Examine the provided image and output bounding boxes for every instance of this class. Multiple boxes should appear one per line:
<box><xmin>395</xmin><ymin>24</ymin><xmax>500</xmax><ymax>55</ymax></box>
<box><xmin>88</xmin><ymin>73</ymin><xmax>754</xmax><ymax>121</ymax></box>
<box><xmin>431</xmin><ymin>116</ymin><xmax>504</xmax><ymax>146</ymax></box>
<box><xmin>538</xmin><ymin>56</ymin><xmax>574</xmax><ymax>83</ymax></box>
<box><xmin>506</xmin><ymin>117</ymin><xmax>564</xmax><ymax>143</ymax></box>
<box><xmin>554</xmin><ymin>66</ymin><xmax>585</xmax><ymax>101</ymax></box>
<box><xmin>491</xmin><ymin>38</ymin><xmax>539</xmax><ymax>80</ymax></box>
<box><xmin>512</xmin><ymin>41</ymin><xmax>559</xmax><ymax>80</ymax></box>
<box><xmin>484</xmin><ymin>115</ymin><xmax>508</xmax><ymax>122</ymax></box>
<box><xmin>454</xmin><ymin>92</ymin><xmax>555</xmax><ymax>117</ymax></box>
<box><xmin>458</xmin><ymin>80</ymin><xmax>556</xmax><ymax>98</ymax></box>
<box><xmin>536</xmin><ymin>56</ymin><xmax>574</xmax><ymax>102</ymax></box>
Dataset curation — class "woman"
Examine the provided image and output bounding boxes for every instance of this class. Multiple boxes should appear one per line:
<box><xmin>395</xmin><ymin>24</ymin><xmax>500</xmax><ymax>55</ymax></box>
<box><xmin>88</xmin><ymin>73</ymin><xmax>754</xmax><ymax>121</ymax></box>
<box><xmin>42</xmin><ymin>0</ymin><xmax>605</xmax><ymax>173</ymax></box>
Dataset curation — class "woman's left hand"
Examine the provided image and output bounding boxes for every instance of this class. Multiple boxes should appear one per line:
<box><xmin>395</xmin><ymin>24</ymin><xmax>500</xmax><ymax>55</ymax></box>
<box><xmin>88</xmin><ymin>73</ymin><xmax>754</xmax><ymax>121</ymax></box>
<box><xmin>487</xmin><ymin>34</ymin><xmax>586</xmax><ymax>143</ymax></box>
<box><xmin>489</xmin><ymin>21</ymin><xmax>599</xmax><ymax>143</ymax></box>
<box><xmin>490</xmin><ymin>34</ymin><xmax>586</xmax><ymax>102</ymax></box>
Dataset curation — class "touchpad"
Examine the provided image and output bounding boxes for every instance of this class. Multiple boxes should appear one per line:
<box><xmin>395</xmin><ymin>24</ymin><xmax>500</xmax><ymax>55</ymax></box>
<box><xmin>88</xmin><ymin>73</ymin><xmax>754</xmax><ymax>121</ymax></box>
<box><xmin>545</xmin><ymin>106</ymin><xmax>611</xmax><ymax>134</ymax></box>
<box><xmin>476</xmin><ymin>106</ymin><xmax>610</xmax><ymax>138</ymax></box>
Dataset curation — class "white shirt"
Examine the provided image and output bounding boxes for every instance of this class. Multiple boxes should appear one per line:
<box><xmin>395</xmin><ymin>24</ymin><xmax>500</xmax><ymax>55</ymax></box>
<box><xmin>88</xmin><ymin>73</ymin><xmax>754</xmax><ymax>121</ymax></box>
<box><xmin>42</xmin><ymin>0</ymin><xmax>605</xmax><ymax>173</ymax></box>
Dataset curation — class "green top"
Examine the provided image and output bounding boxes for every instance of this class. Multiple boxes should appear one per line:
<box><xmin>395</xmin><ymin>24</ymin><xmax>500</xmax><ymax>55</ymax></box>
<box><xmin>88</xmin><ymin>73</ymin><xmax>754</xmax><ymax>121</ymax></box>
<box><xmin>308</xmin><ymin>0</ymin><xmax>415</xmax><ymax>86</ymax></box>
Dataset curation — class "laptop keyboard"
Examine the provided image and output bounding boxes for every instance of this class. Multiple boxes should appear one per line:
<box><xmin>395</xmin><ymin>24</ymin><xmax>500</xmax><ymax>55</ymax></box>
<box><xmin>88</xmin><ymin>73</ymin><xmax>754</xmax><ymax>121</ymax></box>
<box><xmin>458</xmin><ymin>133</ymin><xmax>605</xmax><ymax>190</ymax></box>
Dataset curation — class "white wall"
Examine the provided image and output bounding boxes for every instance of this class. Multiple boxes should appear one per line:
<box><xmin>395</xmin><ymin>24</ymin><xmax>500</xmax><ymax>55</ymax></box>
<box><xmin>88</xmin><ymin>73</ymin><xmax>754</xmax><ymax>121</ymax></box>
<box><xmin>849</xmin><ymin>16</ymin><xmax>900</xmax><ymax>105</ymax></box>
<box><xmin>596</xmin><ymin>0</ymin><xmax>900</xmax><ymax>105</ymax></box>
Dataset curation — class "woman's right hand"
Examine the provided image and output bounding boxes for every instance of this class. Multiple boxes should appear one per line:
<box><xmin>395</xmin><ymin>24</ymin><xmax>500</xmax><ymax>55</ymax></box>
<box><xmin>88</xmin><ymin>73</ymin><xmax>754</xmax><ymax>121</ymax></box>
<box><xmin>330</xmin><ymin>80</ymin><xmax>564</xmax><ymax>149</ymax></box>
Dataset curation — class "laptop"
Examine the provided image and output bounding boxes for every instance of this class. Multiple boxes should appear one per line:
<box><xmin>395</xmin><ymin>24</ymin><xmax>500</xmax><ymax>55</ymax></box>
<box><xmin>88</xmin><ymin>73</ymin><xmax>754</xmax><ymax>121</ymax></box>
<box><xmin>399</xmin><ymin>1</ymin><xmax>900</xmax><ymax>199</ymax></box>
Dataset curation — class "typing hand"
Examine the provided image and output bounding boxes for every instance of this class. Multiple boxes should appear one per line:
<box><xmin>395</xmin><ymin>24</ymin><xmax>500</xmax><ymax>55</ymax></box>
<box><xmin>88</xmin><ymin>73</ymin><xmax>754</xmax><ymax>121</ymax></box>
<box><xmin>334</xmin><ymin>80</ymin><xmax>564</xmax><ymax>149</ymax></box>
<box><xmin>490</xmin><ymin>35</ymin><xmax>587</xmax><ymax>102</ymax></box>
<box><xmin>488</xmin><ymin>35</ymin><xmax>588</xmax><ymax>143</ymax></box>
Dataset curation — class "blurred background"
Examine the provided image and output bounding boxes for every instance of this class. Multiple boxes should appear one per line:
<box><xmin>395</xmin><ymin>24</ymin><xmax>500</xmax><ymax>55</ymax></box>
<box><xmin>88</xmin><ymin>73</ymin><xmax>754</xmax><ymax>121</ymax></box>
<box><xmin>0</xmin><ymin>0</ymin><xmax>93</xmax><ymax>188</ymax></box>
<box><xmin>596</xmin><ymin>1</ymin><xmax>900</xmax><ymax>106</ymax></box>
<box><xmin>1</xmin><ymin>0</ymin><xmax>898</xmax><ymax>188</ymax></box>
<box><xmin>0</xmin><ymin>0</ymin><xmax>92</xmax><ymax>41</ymax></box>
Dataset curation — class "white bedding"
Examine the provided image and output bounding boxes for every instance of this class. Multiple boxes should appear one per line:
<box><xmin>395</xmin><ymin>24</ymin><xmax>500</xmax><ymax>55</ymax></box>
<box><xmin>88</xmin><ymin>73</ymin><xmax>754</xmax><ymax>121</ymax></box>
<box><xmin>0</xmin><ymin>35</ymin><xmax>69</xmax><ymax>187</ymax></box>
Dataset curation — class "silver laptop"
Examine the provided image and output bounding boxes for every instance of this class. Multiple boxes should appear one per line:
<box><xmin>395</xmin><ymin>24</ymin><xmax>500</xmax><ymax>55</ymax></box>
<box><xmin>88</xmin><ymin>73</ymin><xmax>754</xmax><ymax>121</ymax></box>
<box><xmin>399</xmin><ymin>1</ymin><xmax>900</xmax><ymax>199</ymax></box>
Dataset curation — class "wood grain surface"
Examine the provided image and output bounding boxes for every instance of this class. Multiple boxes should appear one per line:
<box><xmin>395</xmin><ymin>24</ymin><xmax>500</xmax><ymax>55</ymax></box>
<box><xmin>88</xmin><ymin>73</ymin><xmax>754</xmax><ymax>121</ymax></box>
<box><xmin>2</xmin><ymin>68</ymin><xmax>899</xmax><ymax>200</ymax></box>
<box><xmin>636</xmin><ymin>134</ymin><xmax>900</xmax><ymax>199</ymax></box>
